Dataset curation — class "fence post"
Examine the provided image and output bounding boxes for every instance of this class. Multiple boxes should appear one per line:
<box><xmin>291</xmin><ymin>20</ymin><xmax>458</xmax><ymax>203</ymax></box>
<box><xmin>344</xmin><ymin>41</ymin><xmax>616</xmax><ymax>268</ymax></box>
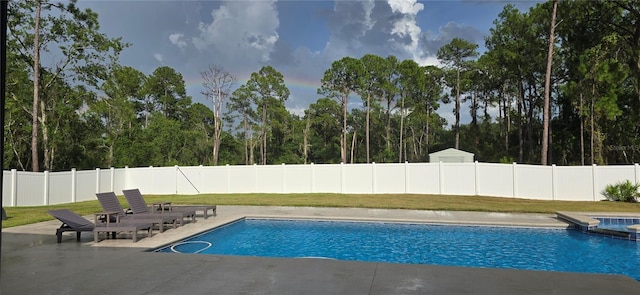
<box><xmin>199</xmin><ymin>165</ymin><xmax>204</xmax><ymax>193</ymax></box>
<box><xmin>254</xmin><ymin>164</ymin><xmax>258</xmax><ymax>193</ymax></box>
<box><xmin>226</xmin><ymin>164</ymin><xmax>230</xmax><ymax>193</ymax></box>
<box><xmin>438</xmin><ymin>161</ymin><xmax>443</xmax><ymax>195</ymax></box>
<box><xmin>512</xmin><ymin>162</ymin><xmax>518</xmax><ymax>198</ymax></box>
<box><xmin>10</xmin><ymin>169</ymin><xmax>17</xmax><ymax>207</ymax></box>
<box><xmin>282</xmin><ymin>163</ymin><xmax>286</xmax><ymax>193</ymax></box>
<box><xmin>474</xmin><ymin>161</ymin><xmax>479</xmax><ymax>196</ymax></box>
<box><xmin>110</xmin><ymin>167</ymin><xmax>115</xmax><ymax>192</ymax></box>
<box><xmin>95</xmin><ymin>168</ymin><xmax>101</xmax><ymax>193</ymax></box>
<box><xmin>404</xmin><ymin>161</ymin><xmax>409</xmax><ymax>194</ymax></box>
<box><xmin>592</xmin><ymin>164</ymin><xmax>598</xmax><ymax>201</ymax></box>
<box><xmin>71</xmin><ymin>168</ymin><xmax>77</xmax><ymax>203</ymax></box>
<box><xmin>310</xmin><ymin>163</ymin><xmax>315</xmax><ymax>193</ymax></box>
<box><xmin>175</xmin><ymin>165</ymin><xmax>179</xmax><ymax>194</ymax></box>
<box><xmin>372</xmin><ymin>162</ymin><xmax>376</xmax><ymax>194</ymax></box>
<box><xmin>551</xmin><ymin>164</ymin><xmax>557</xmax><ymax>201</ymax></box>
<box><xmin>124</xmin><ymin>166</ymin><xmax>129</xmax><ymax>189</ymax></box>
<box><xmin>43</xmin><ymin>170</ymin><xmax>50</xmax><ymax>206</ymax></box>
<box><xmin>341</xmin><ymin>162</ymin><xmax>345</xmax><ymax>194</ymax></box>
<box><xmin>635</xmin><ymin>163</ymin><xmax>639</xmax><ymax>185</ymax></box>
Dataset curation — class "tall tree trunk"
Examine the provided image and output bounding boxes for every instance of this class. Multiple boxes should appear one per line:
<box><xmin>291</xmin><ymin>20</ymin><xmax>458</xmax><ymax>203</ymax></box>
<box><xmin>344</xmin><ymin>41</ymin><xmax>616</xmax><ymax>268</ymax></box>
<box><xmin>350</xmin><ymin>132</ymin><xmax>356</xmax><ymax>164</ymax></box>
<box><xmin>212</xmin><ymin>88</ymin><xmax>222</xmax><ymax>166</ymax></box>
<box><xmin>243</xmin><ymin>114</ymin><xmax>249</xmax><ymax>165</ymax></box>
<box><xmin>31</xmin><ymin>0</ymin><xmax>42</xmax><ymax>172</ymax></box>
<box><xmin>366</xmin><ymin>93</ymin><xmax>370</xmax><ymax>163</ymax></box>
<box><xmin>517</xmin><ymin>82</ymin><xmax>524</xmax><ymax>163</ymax></box>
<box><xmin>579</xmin><ymin>92</ymin><xmax>585</xmax><ymax>165</ymax></box>
<box><xmin>341</xmin><ymin>95</ymin><xmax>348</xmax><ymax>164</ymax></box>
<box><xmin>40</xmin><ymin>100</ymin><xmax>49</xmax><ymax>171</ymax></box>
<box><xmin>541</xmin><ymin>0</ymin><xmax>558</xmax><ymax>165</ymax></box>
<box><xmin>261</xmin><ymin>104</ymin><xmax>267</xmax><ymax>165</ymax></box>
<box><xmin>398</xmin><ymin>96</ymin><xmax>405</xmax><ymax>163</ymax></box>
<box><xmin>303</xmin><ymin>113</ymin><xmax>311</xmax><ymax>164</ymax></box>
<box><xmin>455</xmin><ymin>67</ymin><xmax>461</xmax><ymax>149</ymax></box>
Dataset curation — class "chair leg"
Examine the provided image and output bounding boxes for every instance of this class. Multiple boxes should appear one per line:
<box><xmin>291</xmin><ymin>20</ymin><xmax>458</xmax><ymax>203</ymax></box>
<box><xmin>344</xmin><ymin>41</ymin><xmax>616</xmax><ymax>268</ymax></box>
<box><xmin>56</xmin><ymin>230</ymin><xmax>62</xmax><ymax>243</ymax></box>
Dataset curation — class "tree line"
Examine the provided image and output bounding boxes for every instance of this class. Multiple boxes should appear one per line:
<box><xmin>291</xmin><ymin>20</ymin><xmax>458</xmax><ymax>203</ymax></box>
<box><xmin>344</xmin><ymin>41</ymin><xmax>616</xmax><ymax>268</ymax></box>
<box><xmin>5</xmin><ymin>0</ymin><xmax>640</xmax><ymax>172</ymax></box>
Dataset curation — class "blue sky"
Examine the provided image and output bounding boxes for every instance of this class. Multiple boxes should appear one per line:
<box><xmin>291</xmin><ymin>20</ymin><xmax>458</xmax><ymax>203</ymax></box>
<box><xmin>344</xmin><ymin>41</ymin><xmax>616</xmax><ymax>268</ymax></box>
<box><xmin>76</xmin><ymin>0</ymin><xmax>541</xmax><ymax>125</ymax></box>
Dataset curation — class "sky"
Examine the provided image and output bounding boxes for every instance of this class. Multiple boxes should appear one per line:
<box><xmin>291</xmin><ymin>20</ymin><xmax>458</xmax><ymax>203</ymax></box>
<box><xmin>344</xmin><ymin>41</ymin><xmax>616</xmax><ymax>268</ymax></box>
<box><xmin>75</xmin><ymin>0</ymin><xmax>542</xmax><ymax>126</ymax></box>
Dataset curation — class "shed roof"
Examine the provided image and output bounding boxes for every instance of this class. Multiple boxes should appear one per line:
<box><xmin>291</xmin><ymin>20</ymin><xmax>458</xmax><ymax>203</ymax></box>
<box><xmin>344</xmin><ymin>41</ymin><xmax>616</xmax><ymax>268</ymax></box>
<box><xmin>428</xmin><ymin>148</ymin><xmax>475</xmax><ymax>156</ymax></box>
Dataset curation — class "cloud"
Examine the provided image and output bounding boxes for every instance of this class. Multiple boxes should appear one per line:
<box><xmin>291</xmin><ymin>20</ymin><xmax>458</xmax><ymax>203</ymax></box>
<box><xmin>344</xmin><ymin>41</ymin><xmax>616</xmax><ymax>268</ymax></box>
<box><xmin>153</xmin><ymin>53</ymin><xmax>164</xmax><ymax>63</ymax></box>
<box><xmin>420</xmin><ymin>22</ymin><xmax>484</xmax><ymax>56</ymax></box>
<box><xmin>191</xmin><ymin>0</ymin><xmax>280</xmax><ymax>66</ymax></box>
<box><xmin>387</xmin><ymin>0</ymin><xmax>426</xmax><ymax>64</ymax></box>
<box><xmin>169</xmin><ymin>33</ymin><xmax>188</xmax><ymax>49</ymax></box>
<box><xmin>319</xmin><ymin>0</ymin><xmax>432</xmax><ymax>64</ymax></box>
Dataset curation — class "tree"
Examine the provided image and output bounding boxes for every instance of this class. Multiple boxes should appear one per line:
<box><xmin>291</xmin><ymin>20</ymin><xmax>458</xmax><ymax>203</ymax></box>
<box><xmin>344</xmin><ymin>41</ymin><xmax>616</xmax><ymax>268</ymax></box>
<box><xmin>200</xmin><ymin>64</ymin><xmax>237</xmax><ymax>166</ymax></box>
<box><xmin>246</xmin><ymin>66</ymin><xmax>290</xmax><ymax>165</ymax></box>
<box><xmin>143</xmin><ymin>66</ymin><xmax>191</xmax><ymax>123</ymax></box>
<box><xmin>541</xmin><ymin>0</ymin><xmax>558</xmax><ymax>165</ymax></box>
<box><xmin>305</xmin><ymin>98</ymin><xmax>343</xmax><ymax>163</ymax></box>
<box><xmin>8</xmin><ymin>0</ymin><xmax>126</xmax><ymax>171</ymax></box>
<box><xmin>93</xmin><ymin>65</ymin><xmax>145</xmax><ymax>167</ymax></box>
<box><xmin>357</xmin><ymin>54</ymin><xmax>385</xmax><ymax>163</ymax></box>
<box><xmin>318</xmin><ymin>57</ymin><xmax>361</xmax><ymax>164</ymax></box>
<box><xmin>227</xmin><ymin>85</ymin><xmax>257</xmax><ymax>165</ymax></box>
<box><xmin>437</xmin><ymin>38</ymin><xmax>478</xmax><ymax>150</ymax></box>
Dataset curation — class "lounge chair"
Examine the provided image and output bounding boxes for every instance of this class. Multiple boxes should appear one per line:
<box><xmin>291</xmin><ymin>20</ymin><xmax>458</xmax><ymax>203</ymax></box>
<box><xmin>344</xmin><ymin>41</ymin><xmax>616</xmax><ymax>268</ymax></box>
<box><xmin>48</xmin><ymin>209</ymin><xmax>153</xmax><ymax>243</ymax></box>
<box><xmin>48</xmin><ymin>209</ymin><xmax>95</xmax><ymax>243</ymax></box>
<box><xmin>93</xmin><ymin>212</ymin><xmax>153</xmax><ymax>243</ymax></box>
<box><xmin>95</xmin><ymin>192</ymin><xmax>178</xmax><ymax>233</ymax></box>
<box><xmin>123</xmin><ymin>188</ymin><xmax>217</xmax><ymax>219</ymax></box>
<box><xmin>122</xmin><ymin>189</ymin><xmax>196</xmax><ymax>225</ymax></box>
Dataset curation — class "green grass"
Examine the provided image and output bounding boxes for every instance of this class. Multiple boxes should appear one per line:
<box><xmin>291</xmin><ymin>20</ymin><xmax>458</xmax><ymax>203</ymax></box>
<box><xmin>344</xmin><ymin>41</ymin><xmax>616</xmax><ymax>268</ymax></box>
<box><xmin>3</xmin><ymin>193</ymin><xmax>640</xmax><ymax>228</ymax></box>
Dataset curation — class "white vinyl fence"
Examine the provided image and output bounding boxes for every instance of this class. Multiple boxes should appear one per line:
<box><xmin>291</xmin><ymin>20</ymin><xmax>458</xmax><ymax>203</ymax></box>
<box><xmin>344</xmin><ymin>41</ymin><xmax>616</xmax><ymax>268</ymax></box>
<box><xmin>2</xmin><ymin>162</ymin><xmax>640</xmax><ymax>207</ymax></box>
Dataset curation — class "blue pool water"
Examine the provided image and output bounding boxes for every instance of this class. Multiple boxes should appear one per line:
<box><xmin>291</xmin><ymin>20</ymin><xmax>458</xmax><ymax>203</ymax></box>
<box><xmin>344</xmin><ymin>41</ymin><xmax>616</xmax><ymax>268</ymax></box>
<box><xmin>595</xmin><ymin>217</ymin><xmax>640</xmax><ymax>232</ymax></box>
<box><xmin>155</xmin><ymin>219</ymin><xmax>640</xmax><ymax>280</ymax></box>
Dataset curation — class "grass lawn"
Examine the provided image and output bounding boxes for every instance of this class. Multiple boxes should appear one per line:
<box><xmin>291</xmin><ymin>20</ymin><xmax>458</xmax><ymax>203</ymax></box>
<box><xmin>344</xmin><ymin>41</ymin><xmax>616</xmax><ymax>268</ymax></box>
<box><xmin>3</xmin><ymin>193</ymin><xmax>640</xmax><ymax>228</ymax></box>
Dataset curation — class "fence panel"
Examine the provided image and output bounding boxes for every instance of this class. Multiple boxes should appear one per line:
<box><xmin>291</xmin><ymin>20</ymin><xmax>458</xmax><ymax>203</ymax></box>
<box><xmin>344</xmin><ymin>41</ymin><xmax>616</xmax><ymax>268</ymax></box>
<box><xmin>228</xmin><ymin>165</ymin><xmax>256</xmax><ymax>193</ymax></box>
<box><xmin>375</xmin><ymin>163</ymin><xmax>406</xmax><ymax>193</ymax></box>
<box><xmin>176</xmin><ymin>166</ymin><xmax>201</xmax><ymax>195</ymax></box>
<box><xmin>98</xmin><ymin>169</ymin><xmax>112</xmax><ymax>193</ymax></box>
<box><xmin>15</xmin><ymin>172</ymin><xmax>45</xmax><ymax>206</ymax></box>
<box><xmin>596</xmin><ymin>165</ymin><xmax>637</xmax><ymax>201</ymax></box>
<box><xmin>199</xmin><ymin>166</ymin><xmax>228</xmax><ymax>193</ymax></box>
<box><xmin>516</xmin><ymin>165</ymin><xmax>553</xmax><ymax>200</ymax></box>
<box><xmin>48</xmin><ymin>171</ymin><xmax>72</xmax><ymax>205</ymax></box>
<box><xmin>256</xmin><ymin>165</ymin><xmax>285</xmax><ymax>193</ymax></box>
<box><xmin>406</xmin><ymin>163</ymin><xmax>439</xmax><ymax>194</ymax></box>
<box><xmin>312</xmin><ymin>164</ymin><xmax>341</xmax><ymax>193</ymax></box>
<box><xmin>284</xmin><ymin>164</ymin><xmax>312</xmax><ymax>193</ymax></box>
<box><xmin>343</xmin><ymin>164</ymin><xmax>374</xmax><ymax>194</ymax></box>
<box><xmin>76</xmin><ymin>170</ymin><xmax>97</xmax><ymax>201</ymax></box>
<box><xmin>2</xmin><ymin>171</ymin><xmax>13</xmax><ymax>207</ymax></box>
<box><xmin>476</xmin><ymin>163</ymin><xmax>514</xmax><ymax>197</ymax></box>
<box><xmin>441</xmin><ymin>163</ymin><xmax>476</xmax><ymax>196</ymax></box>
<box><xmin>555</xmin><ymin>166</ymin><xmax>594</xmax><ymax>201</ymax></box>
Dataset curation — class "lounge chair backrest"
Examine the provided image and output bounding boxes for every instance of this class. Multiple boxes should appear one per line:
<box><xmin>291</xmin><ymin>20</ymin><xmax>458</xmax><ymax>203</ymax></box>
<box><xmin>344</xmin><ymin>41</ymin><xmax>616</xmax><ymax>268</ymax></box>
<box><xmin>95</xmin><ymin>192</ymin><xmax>127</xmax><ymax>217</ymax></box>
<box><xmin>48</xmin><ymin>209</ymin><xmax>92</xmax><ymax>228</ymax></box>
<box><xmin>122</xmin><ymin>189</ymin><xmax>151</xmax><ymax>214</ymax></box>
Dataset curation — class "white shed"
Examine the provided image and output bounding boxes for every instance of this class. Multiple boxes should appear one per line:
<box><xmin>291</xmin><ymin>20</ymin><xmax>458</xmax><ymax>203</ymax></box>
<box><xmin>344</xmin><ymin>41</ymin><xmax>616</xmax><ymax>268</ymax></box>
<box><xmin>429</xmin><ymin>148</ymin><xmax>475</xmax><ymax>163</ymax></box>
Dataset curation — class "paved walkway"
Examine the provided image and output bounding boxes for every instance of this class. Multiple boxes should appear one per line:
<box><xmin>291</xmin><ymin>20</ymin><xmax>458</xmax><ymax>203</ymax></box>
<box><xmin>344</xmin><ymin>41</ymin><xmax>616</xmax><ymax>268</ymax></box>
<box><xmin>2</xmin><ymin>206</ymin><xmax>639</xmax><ymax>294</ymax></box>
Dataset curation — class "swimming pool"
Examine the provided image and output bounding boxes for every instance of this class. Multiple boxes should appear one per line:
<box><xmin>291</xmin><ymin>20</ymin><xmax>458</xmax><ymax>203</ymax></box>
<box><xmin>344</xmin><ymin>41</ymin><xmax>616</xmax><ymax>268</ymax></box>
<box><xmin>155</xmin><ymin>219</ymin><xmax>640</xmax><ymax>280</ymax></box>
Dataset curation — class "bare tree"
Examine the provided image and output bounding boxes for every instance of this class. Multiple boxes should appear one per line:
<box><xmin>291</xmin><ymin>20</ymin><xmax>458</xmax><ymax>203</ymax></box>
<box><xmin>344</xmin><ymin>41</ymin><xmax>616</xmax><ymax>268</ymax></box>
<box><xmin>201</xmin><ymin>65</ymin><xmax>237</xmax><ymax>165</ymax></box>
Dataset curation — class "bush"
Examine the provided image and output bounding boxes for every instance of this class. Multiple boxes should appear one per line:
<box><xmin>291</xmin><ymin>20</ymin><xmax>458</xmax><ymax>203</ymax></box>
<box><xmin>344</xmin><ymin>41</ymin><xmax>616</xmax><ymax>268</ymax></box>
<box><xmin>602</xmin><ymin>180</ymin><xmax>640</xmax><ymax>202</ymax></box>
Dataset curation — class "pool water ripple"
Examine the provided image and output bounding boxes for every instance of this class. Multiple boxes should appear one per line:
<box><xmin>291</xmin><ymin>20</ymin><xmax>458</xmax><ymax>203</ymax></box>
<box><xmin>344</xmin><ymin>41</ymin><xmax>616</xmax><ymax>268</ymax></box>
<box><xmin>155</xmin><ymin>219</ymin><xmax>640</xmax><ymax>280</ymax></box>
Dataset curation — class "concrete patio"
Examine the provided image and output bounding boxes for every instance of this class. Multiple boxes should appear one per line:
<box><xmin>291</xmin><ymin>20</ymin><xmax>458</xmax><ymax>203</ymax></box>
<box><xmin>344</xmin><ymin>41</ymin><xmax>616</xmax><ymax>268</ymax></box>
<box><xmin>2</xmin><ymin>206</ymin><xmax>639</xmax><ymax>294</ymax></box>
